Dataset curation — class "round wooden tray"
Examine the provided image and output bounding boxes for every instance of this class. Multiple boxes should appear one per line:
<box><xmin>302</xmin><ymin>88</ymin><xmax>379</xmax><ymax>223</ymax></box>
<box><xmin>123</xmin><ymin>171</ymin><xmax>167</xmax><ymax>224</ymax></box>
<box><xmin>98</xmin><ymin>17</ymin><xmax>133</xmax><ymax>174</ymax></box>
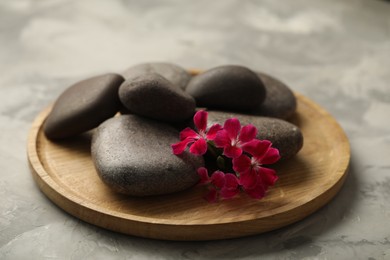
<box><xmin>27</xmin><ymin>93</ymin><xmax>350</xmax><ymax>241</ymax></box>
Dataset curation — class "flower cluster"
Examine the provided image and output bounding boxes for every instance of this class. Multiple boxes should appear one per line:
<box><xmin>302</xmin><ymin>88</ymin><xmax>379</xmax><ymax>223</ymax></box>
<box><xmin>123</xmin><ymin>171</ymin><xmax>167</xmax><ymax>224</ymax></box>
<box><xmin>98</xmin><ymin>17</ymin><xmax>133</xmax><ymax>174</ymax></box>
<box><xmin>172</xmin><ymin>110</ymin><xmax>280</xmax><ymax>202</ymax></box>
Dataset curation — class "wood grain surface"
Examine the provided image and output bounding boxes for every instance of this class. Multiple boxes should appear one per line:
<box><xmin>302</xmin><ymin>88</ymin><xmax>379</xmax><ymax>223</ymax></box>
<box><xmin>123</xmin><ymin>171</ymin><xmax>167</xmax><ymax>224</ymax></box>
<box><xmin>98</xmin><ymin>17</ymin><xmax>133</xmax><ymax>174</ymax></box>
<box><xmin>27</xmin><ymin>93</ymin><xmax>350</xmax><ymax>241</ymax></box>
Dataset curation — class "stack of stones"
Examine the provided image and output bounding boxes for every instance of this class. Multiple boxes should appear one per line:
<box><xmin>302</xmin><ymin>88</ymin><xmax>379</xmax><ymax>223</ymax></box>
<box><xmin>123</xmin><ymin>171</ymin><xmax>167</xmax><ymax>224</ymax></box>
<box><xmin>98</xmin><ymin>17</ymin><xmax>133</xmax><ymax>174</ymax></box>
<box><xmin>43</xmin><ymin>63</ymin><xmax>303</xmax><ymax>197</ymax></box>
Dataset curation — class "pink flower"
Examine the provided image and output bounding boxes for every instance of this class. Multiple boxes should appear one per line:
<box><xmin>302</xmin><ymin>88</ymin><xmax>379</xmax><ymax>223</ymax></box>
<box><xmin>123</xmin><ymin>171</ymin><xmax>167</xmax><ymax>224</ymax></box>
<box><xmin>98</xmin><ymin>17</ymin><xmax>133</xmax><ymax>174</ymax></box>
<box><xmin>171</xmin><ymin>110</ymin><xmax>222</xmax><ymax>156</ymax></box>
<box><xmin>197</xmin><ymin>167</ymin><xmax>240</xmax><ymax>202</ymax></box>
<box><xmin>173</xmin><ymin>112</ymin><xmax>281</xmax><ymax>202</ymax></box>
<box><xmin>233</xmin><ymin>140</ymin><xmax>280</xmax><ymax>199</ymax></box>
<box><xmin>214</xmin><ymin>118</ymin><xmax>257</xmax><ymax>158</ymax></box>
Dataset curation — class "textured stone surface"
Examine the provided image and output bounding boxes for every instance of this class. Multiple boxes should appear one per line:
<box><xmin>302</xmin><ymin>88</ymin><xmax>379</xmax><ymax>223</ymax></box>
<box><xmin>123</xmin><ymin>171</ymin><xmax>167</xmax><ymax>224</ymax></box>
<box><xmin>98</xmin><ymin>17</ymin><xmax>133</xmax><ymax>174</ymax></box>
<box><xmin>252</xmin><ymin>72</ymin><xmax>297</xmax><ymax>119</ymax></box>
<box><xmin>2</xmin><ymin>0</ymin><xmax>390</xmax><ymax>258</ymax></box>
<box><xmin>122</xmin><ymin>62</ymin><xmax>191</xmax><ymax>90</ymax></box>
<box><xmin>119</xmin><ymin>73</ymin><xmax>195</xmax><ymax>122</ymax></box>
<box><xmin>43</xmin><ymin>73</ymin><xmax>124</xmax><ymax>139</ymax></box>
<box><xmin>207</xmin><ymin>111</ymin><xmax>303</xmax><ymax>160</ymax></box>
<box><xmin>186</xmin><ymin>65</ymin><xmax>266</xmax><ymax>111</ymax></box>
<box><xmin>91</xmin><ymin>115</ymin><xmax>203</xmax><ymax>196</ymax></box>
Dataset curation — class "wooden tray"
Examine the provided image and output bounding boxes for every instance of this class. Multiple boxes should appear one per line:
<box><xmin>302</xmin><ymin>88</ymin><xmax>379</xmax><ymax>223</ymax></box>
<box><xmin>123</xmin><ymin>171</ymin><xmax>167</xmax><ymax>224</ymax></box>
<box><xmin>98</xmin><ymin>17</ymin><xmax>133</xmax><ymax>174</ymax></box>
<box><xmin>27</xmin><ymin>93</ymin><xmax>350</xmax><ymax>241</ymax></box>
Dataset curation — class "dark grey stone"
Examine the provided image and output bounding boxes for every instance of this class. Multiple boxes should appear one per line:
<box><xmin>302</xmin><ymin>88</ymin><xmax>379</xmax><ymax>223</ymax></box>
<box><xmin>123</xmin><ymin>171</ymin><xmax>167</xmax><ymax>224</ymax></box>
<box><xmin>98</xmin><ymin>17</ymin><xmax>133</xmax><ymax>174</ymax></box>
<box><xmin>91</xmin><ymin>115</ymin><xmax>203</xmax><ymax>196</ymax></box>
<box><xmin>251</xmin><ymin>72</ymin><xmax>297</xmax><ymax>119</ymax></box>
<box><xmin>121</xmin><ymin>62</ymin><xmax>191</xmax><ymax>90</ymax></box>
<box><xmin>185</xmin><ymin>65</ymin><xmax>266</xmax><ymax>111</ymax></box>
<box><xmin>44</xmin><ymin>73</ymin><xmax>124</xmax><ymax>139</ymax></box>
<box><xmin>118</xmin><ymin>73</ymin><xmax>196</xmax><ymax>122</ymax></box>
<box><xmin>207</xmin><ymin>111</ymin><xmax>304</xmax><ymax>160</ymax></box>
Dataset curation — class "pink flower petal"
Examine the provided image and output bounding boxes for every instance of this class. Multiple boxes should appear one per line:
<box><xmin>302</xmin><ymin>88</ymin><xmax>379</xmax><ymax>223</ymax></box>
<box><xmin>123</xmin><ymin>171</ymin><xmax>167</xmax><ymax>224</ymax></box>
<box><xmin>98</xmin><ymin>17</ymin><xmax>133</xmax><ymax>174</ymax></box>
<box><xmin>260</xmin><ymin>147</ymin><xmax>281</xmax><ymax>164</ymax></box>
<box><xmin>242</xmin><ymin>139</ymin><xmax>272</xmax><ymax>158</ymax></box>
<box><xmin>223</xmin><ymin>145</ymin><xmax>242</xmax><ymax>158</ymax></box>
<box><xmin>238</xmin><ymin>169</ymin><xmax>258</xmax><ymax>189</ymax></box>
<box><xmin>197</xmin><ymin>167</ymin><xmax>209</xmax><ymax>184</ymax></box>
<box><xmin>245</xmin><ymin>181</ymin><xmax>266</xmax><ymax>199</ymax></box>
<box><xmin>189</xmin><ymin>138</ymin><xmax>208</xmax><ymax>155</ymax></box>
<box><xmin>223</xmin><ymin>118</ymin><xmax>241</xmax><ymax>140</ymax></box>
<box><xmin>214</xmin><ymin>130</ymin><xmax>230</xmax><ymax>148</ymax></box>
<box><xmin>220</xmin><ymin>174</ymin><xmax>239</xmax><ymax>199</ymax></box>
<box><xmin>259</xmin><ymin>167</ymin><xmax>278</xmax><ymax>187</ymax></box>
<box><xmin>210</xmin><ymin>171</ymin><xmax>226</xmax><ymax>188</ymax></box>
<box><xmin>224</xmin><ymin>173</ymin><xmax>239</xmax><ymax>188</ymax></box>
<box><xmin>206</xmin><ymin>124</ymin><xmax>222</xmax><ymax>140</ymax></box>
<box><xmin>179</xmin><ymin>127</ymin><xmax>198</xmax><ymax>141</ymax></box>
<box><xmin>259</xmin><ymin>167</ymin><xmax>278</xmax><ymax>186</ymax></box>
<box><xmin>220</xmin><ymin>188</ymin><xmax>239</xmax><ymax>199</ymax></box>
<box><xmin>232</xmin><ymin>154</ymin><xmax>252</xmax><ymax>173</ymax></box>
<box><xmin>194</xmin><ymin>110</ymin><xmax>208</xmax><ymax>132</ymax></box>
<box><xmin>239</xmin><ymin>124</ymin><xmax>257</xmax><ymax>143</ymax></box>
<box><xmin>204</xmin><ymin>187</ymin><xmax>218</xmax><ymax>202</ymax></box>
<box><xmin>171</xmin><ymin>138</ymin><xmax>193</xmax><ymax>155</ymax></box>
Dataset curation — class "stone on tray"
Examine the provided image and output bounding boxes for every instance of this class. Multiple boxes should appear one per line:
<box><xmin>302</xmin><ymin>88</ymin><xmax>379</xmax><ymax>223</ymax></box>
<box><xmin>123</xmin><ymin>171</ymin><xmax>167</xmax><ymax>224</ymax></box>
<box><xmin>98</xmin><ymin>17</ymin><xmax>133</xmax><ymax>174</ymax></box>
<box><xmin>185</xmin><ymin>65</ymin><xmax>266</xmax><ymax>111</ymax></box>
<box><xmin>119</xmin><ymin>73</ymin><xmax>196</xmax><ymax>122</ymax></box>
<box><xmin>207</xmin><ymin>111</ymin><xmax>303</xmax><ymax>160</ymax></box>
<box><xmin>91</xmin><ymin>115</ymin><xmax>204</xmax><ymax>196</ymax></box>
<box><xmin>251</xmin><ymin>72</ymin><xmax>297</xmax><ymax>119</ymax></box>
<box><xmin>44</xmin><ymin>73</ymin><xmax>124</xmax><ymax>139</ymax></box>
<box><xmin>122</xmin><ymin>62</ymin><xmax>191</xmax><ymax>90</ymax></box>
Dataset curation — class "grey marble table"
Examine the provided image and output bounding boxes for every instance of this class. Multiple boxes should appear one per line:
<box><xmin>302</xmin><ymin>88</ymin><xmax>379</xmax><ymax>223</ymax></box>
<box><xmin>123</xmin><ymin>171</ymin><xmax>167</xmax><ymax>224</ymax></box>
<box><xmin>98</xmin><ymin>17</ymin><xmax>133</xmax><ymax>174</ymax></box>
<box><xmin>1</xmin><ymin>0</ymin><xmax>389</xmax><ymax>259</ymax></box>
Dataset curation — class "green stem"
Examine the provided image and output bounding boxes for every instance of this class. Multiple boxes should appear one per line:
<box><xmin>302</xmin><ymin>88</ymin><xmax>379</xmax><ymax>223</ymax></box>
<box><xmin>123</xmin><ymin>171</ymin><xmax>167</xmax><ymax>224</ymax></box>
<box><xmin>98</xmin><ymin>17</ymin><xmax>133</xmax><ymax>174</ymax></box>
<box><xmin>207</xmin><ymin>141</ymin><xmax>220</xmax><ymax>158</ymax></box>
<box><xmin>216</xmin><ymin>156</ymin><xmax>226</xmax><ymax>171</ymax></box>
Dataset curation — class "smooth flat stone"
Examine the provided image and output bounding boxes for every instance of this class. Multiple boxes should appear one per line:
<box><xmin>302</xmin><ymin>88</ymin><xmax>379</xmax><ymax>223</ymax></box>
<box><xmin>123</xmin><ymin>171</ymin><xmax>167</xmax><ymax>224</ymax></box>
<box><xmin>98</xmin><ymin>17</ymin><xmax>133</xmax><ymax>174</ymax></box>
<box><xmin>251</xmin><ymin>72</ymin><xmax>297</xmax><ymax>119</ymax></box>
<box><xmin>91</xmin><ymin>115</ymin><xmax>203</xmax><ymax>196</ymax></box>
<box><xmin>207</xmin><ymin>111</ymin><xmax>303</xmax><ymax>160</ymax></box>
<box><xmin>185</xmin><ymin>65</ymin><xmax>266</xmax><ymax>111</ymax></box>
<box><xmin>121</xmin><ymin>62</ymin><xmax>191</xmax><ymax>90</ymax></box>
<box><xmin>44</xmin><ymin>73</ymin><xmax>124</xmax><ymax>139</ymax></box>
<box><xmin>119</xmin><ymin>73</ymin><xmax>196</xmax><ymax>122</ymax></box>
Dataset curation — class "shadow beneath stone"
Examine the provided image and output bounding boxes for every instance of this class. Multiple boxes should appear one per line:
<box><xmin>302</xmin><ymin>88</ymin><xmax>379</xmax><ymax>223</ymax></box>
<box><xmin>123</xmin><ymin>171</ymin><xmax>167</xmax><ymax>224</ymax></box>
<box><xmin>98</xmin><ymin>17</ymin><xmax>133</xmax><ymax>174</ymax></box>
<box><xmin>271</xmin><ymin>155</ymin><xmax>313</xmax><ymax>187</ymax></box>
<box><xmin>287</xmin><ymin>111</ymin><xmax>303</xmax><ymax>127</ymax></box>
<box><xmin>50</xmin><ymin>130</ymin><xmax>94</xmax><ymax>156</ymax></box>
